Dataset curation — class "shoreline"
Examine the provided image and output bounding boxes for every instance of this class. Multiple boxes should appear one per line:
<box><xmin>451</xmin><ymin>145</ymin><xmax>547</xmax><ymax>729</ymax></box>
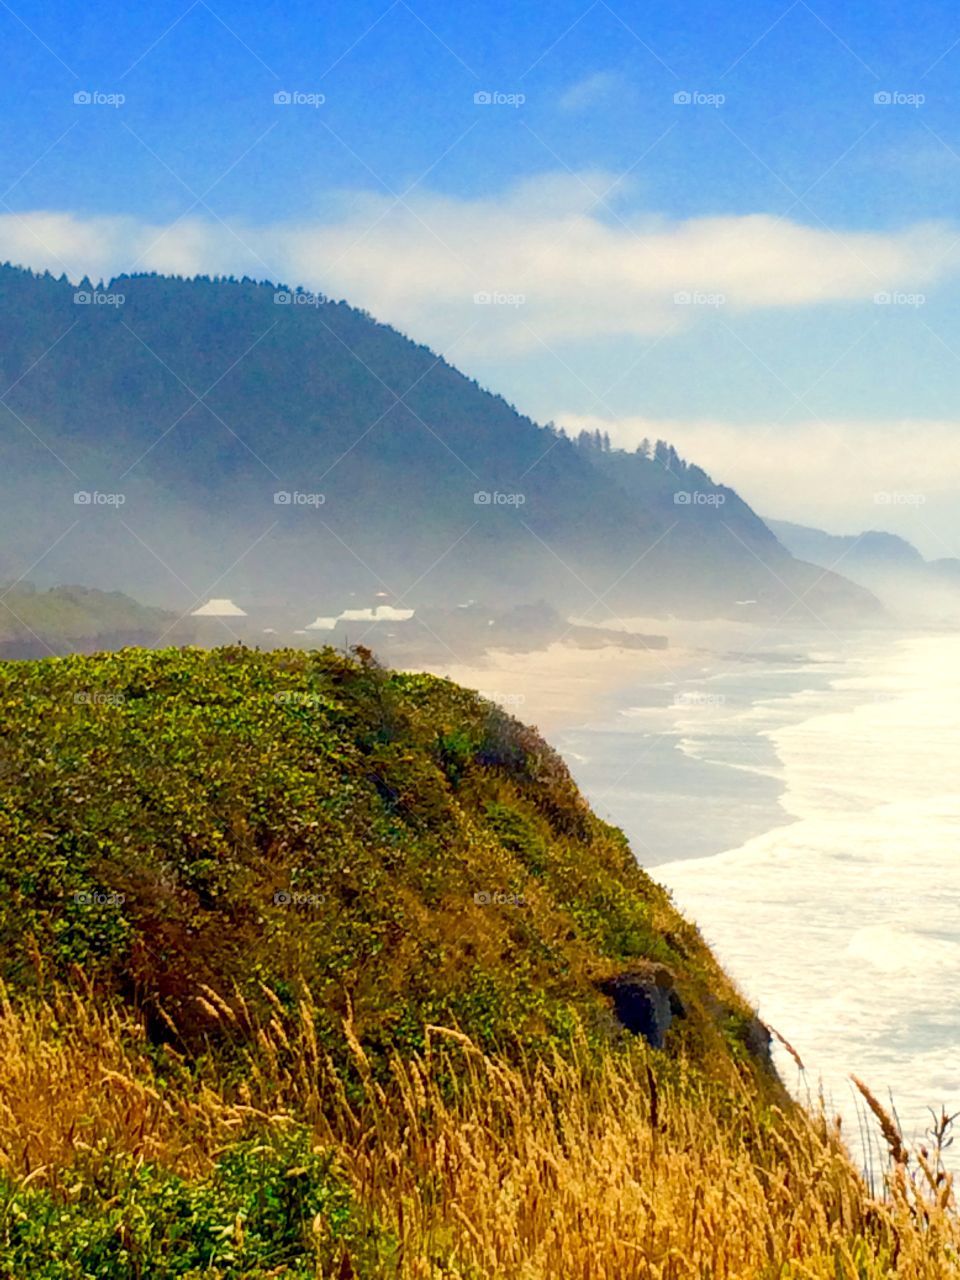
<box><xmin>415</xmin><ymin>614</ymin><xmax>872</xmax><ymax>740</ymax></box>
<box><xmin>650</xmin><ymin>631</ymin><xmax>960</xmax><ymax>1173</ymax></box>
<box><xmin>411</xmin><ymin>635</ymin><xmax>707</xmax><ymax>738</ymax></box>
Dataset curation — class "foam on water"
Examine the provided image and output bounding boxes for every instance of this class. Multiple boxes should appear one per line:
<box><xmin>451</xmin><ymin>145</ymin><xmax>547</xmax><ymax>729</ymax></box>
<box><xmin>655</xmin><ymin>634</ymin><xmax>960</xmax><ymax>1169</ymax></box>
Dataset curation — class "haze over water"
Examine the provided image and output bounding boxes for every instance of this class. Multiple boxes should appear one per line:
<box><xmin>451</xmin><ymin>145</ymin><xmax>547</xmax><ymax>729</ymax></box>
<box><xmin>563</xmin><ymin>631</ymin><xmax>960</xmax><ymax>1172</ymax></box>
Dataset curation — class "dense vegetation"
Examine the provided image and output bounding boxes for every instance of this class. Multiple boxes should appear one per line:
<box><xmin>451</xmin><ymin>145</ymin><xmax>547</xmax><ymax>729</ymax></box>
<box><xmin>0</xmin><ymin>644</ymin><xmax>956</xmax><ymax>1276</ymax></box>
<box><xmin>0</xmin><ymin>643</ymin><xmax>756</xmax><ymax>1070</ymax></box>
<box><xmin>0</xmin><ymin>263</ymin><xmax>877</xmax><ymax>621</ymax></box>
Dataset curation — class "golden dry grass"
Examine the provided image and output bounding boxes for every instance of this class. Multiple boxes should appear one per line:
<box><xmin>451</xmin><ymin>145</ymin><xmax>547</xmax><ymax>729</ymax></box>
<box><xmin>0</xmin><ymin>982</ymin><xmax>957</xmax><ymax>1278</ymax></box>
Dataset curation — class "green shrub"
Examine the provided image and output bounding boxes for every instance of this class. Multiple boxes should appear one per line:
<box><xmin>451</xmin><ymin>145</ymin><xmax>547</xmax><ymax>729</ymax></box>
<box><xmin>0</xmin><ymin>1130</ymin><xmax>390</xmax><ymax>1278</ymax></box>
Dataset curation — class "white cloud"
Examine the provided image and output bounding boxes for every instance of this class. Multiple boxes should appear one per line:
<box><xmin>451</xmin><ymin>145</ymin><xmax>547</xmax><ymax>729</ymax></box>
<box><xmin>559</xmin><ymin>412</ymin><xmax>960</xmax><ymax>559</ymax></box>
<box><xmin>2</xmin><ymin>175</ymin><xmax>958</xmax><ymax>358</ymax></box>
<box><xmin>559</xmin><ymin>71</ymin><xmax>626</xmax><ymax>112</ymax></box>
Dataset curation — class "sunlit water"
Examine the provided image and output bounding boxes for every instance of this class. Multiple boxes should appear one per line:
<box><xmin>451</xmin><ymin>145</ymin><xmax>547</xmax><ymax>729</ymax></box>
<box><xmin>560</xmin><ymin>632</ymin><xmax>960</xmax><ymax>1174</ymax></box>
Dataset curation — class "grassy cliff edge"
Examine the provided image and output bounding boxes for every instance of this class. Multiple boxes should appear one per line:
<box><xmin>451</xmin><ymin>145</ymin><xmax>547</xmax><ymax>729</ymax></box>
<box><xmin>0</xmin><ymin>645</ymin><xmax>955</xmax><ymax>1277</ymax></box>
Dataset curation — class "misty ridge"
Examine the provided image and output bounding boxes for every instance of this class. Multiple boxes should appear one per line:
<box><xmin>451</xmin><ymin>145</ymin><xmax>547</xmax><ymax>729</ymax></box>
<box><xmin>768</xmin><ymin>518</ymin><xmax>960</xmax><ymax>624</ymax></box>
<box><xmin>0</xmin><ymin>262</ymin><xmax>888</xmax><ymax>642</ymax></box>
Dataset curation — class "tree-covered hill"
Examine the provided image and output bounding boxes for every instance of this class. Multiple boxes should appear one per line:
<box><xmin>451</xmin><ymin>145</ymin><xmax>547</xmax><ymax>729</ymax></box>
<box><xmin>0</xmin><ymin>264</ymin><xmax>879</xmax><ymax>622</ymax></box>
<box><xmin>0</xmin><ymin>643</ymin><xmax>763</xmax><ymax>1075</ymax></box>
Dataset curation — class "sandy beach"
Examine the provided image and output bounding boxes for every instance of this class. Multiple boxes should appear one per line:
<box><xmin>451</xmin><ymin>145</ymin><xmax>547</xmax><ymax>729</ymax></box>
<box><xmin>417</xmin><ymin>635</ymin><xmax>702</xmax><ymax>736</ymax></box>
<box><xmin>412</xmin><ymin>613</ymin><xmax>807</xmax><ymax>737</ymax></box>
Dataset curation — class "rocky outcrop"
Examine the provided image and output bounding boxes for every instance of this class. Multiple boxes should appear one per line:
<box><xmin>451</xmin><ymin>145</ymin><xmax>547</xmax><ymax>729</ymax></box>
<box><xmin>742</xmin><ymin>1014</ymin><xmax>773</xmax><ymax>1067</ymax></box>
<box><xmin>599</xmin><ymin>964</ymin><xmax>686</xmax><ymax>1049</ymax></box>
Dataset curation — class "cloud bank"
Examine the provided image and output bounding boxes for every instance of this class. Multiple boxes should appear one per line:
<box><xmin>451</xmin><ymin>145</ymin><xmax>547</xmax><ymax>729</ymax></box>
<box><xmin>2</xmin><ymin>173</ymin><xmax>958</xmax><ymax>358</ymax></box>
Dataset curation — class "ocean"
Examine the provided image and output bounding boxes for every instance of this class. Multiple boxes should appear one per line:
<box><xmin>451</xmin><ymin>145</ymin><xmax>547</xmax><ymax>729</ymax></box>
<box><xmin>558</xmin><ymin>630</ymin><xmax>960</xmax><ymax>1175</ymax></box>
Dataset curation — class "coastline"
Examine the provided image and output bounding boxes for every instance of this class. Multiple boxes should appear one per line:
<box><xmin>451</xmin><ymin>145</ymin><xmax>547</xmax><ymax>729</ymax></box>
<box><xmin>412</xmin><ymin>635</ymin><xmax>705</xmax><ymax>737</ymax></box>
<box><xmin>650</xmin><ymin>631</ymin><xmax>960</xmax><ymax>1172</ymax></box>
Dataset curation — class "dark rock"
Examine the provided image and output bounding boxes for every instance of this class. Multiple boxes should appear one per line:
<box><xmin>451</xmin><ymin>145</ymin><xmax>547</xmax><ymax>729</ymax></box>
<box><xmin>743</xmin><ymin>1015</ymin><xmax>773</xmax><ymax>1065</ymax></box>
<box><xmin>598</xmin><ymin>964</ymin><xmax>686</xmax><ymax>1049</ymax></box>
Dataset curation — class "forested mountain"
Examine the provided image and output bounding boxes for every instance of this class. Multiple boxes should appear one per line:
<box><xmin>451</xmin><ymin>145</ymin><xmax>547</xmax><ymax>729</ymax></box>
<box><xmin>0</xmin><ymin>264</ymin><xmax>877</xmax><ymax>622</ymax></box>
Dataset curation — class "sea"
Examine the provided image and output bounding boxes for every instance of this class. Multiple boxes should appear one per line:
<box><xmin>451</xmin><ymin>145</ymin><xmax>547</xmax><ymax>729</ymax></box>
<box><xmin>556</xmin><ymin>629</ymin><xmax>960</xmax><ymax>1177</ymax></box>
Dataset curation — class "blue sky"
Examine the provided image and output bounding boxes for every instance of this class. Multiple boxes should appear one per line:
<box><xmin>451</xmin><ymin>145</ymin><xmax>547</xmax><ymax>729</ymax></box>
<box><xmin>3</xmin><ymin>0</ymin><xmax>960</xmax><ymax>551</ymax></box>
<box><xmin>6</xmin><ymin>0</ymin><xmax>957</xmax><ymax>223</ymax></box>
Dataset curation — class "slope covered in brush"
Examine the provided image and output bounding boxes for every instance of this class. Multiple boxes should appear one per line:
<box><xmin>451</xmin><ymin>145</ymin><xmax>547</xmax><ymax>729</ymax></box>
<box><xmin>0</xmin><ymin>643</ymin><xmax>766</xmax><ymax>1079</ymax></box>
<box><xmin>2</xmin><ymin>645</ymin><xmax>958</xmax><ymax>1277</ymax></box>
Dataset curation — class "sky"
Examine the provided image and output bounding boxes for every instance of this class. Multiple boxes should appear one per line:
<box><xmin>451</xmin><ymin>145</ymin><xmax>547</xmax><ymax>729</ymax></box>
<box><xmin>3</xmin><ymin>0</ymin><xmax>960</xmax><ymax>554</ymax></box>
